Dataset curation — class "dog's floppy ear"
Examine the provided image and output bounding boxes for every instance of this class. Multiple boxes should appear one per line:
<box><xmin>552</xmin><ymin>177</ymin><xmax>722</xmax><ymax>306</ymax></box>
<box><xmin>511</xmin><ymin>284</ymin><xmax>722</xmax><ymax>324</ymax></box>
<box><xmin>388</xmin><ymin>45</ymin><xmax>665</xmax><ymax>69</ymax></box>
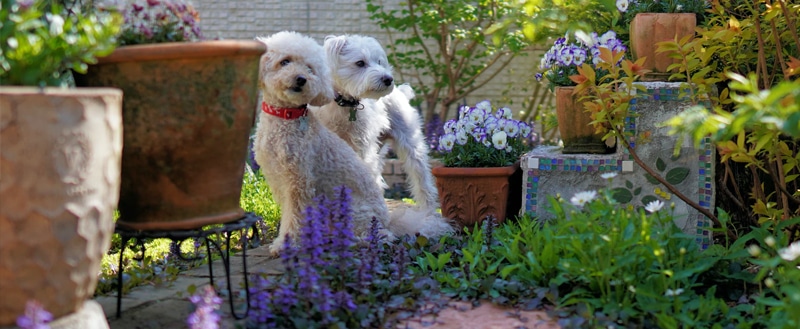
<box><xmin>324</xmin><ymin>35</ymin><xmax>348</xmax><ymax>59</ymax></box>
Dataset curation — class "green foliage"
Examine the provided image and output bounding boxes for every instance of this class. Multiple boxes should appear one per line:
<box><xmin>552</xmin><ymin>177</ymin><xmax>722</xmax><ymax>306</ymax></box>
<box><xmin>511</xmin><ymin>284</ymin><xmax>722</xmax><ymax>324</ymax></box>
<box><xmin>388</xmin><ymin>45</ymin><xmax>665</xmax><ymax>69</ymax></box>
<box><xmin>0</xmin><ymin>0</ymin><xmax>121</xmax><ymax>87</ymax></box>
<box><xmin>655</xmin><ymin>0</ymin><xmax>798</xmax><ymax>228</ymax></box>
<box><xmin>364</xmin><ymin>0</ymin><xmax>531</xmax><ymax>120</ymax></box>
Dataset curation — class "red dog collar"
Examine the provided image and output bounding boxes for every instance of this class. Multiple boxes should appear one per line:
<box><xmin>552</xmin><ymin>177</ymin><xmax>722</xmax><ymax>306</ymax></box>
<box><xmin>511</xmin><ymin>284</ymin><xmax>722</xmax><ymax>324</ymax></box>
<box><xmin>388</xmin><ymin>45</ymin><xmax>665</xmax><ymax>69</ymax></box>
<box><xmin>261</xmin><ymin>102</ymin><xmax>308</xmax><ymax>120</ymax></box>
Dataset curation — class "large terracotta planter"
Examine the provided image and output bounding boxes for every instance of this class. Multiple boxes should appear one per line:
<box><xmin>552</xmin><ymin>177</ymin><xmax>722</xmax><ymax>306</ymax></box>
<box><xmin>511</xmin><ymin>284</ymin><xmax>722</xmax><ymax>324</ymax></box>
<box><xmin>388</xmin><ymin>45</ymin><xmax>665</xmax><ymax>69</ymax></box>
<box><xmin>432</xmin><ymin>162</ymin><xmax>520</xmax><ymax>229</ymax></box>
<box><xmin>0</xmin><ymin>87</ymin><xmax>123</xmax><ymax>325</ymax></box>
<box><xmin>630</xmin><ymin>13</ymin><xmax>697</xmax><ymax>79</ymax></box>
<box><xmin>555</xmin><ymin>86</ymin><xmax>613</xmax><ymax>154</ymax></box>
<box><xmin>75</xmin><ymin>40</ymin><xmax>265</xmax><ymax>230</ymax></box>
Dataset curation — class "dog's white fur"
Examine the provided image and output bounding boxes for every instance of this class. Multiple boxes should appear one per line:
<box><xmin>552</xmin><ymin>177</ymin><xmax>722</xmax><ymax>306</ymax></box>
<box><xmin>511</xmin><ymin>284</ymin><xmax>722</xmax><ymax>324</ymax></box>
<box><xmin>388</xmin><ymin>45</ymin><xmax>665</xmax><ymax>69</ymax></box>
<box><xmin>313</xmin><ymin>34</ymin><xmax>440</xmax><ymax>209</ymax></box>
<box><xmin>253</xmin><ymin>32</ymin><xmax>452</xmax><ymax>255</ymax></box>
<box><xmin>253</xmin><ymin>31</ymin><xmax>392</xmax><ymax>254</ymax></box>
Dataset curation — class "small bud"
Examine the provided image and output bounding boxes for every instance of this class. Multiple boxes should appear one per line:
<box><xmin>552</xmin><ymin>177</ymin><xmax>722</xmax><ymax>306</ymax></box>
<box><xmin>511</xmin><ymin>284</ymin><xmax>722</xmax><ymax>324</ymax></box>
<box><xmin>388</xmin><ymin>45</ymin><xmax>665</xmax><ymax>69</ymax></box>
<box><xmin>765</xmin><ymin>236</ymin><xmax>776</xmax><ymax>247</ymax></box>
<box><xmin>680</xmin><ymin>247</ymin><xmax>686</xmax><ymax>255</ymax></box>
<box><xmin>748</xmin><ymin>245</ymin><xmax>761</xmax><ymax>257</ymax></box>
<box><xmin>765</xmin><ymin>278</ymin><xmax>775</xmax><ymax>288</ymax></box>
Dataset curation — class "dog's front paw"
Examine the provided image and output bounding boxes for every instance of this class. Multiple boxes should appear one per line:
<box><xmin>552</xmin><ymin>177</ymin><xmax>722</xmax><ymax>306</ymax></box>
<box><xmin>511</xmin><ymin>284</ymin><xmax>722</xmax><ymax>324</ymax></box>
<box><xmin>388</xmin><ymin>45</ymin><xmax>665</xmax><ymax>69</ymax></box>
<box><xmin>268</xmin><ymin>238</ymin><xmax>285</xmax><ymax>257</ymax></box>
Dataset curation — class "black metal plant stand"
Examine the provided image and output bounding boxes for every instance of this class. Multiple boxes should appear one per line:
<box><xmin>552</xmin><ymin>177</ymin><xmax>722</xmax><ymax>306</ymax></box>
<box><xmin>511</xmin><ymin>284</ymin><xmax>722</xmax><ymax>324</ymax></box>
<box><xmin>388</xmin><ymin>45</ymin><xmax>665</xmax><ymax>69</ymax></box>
<box><xmin>114</xmin><ymin>213</ymin><xmax>261</xmax><ymax>320</ymax></box>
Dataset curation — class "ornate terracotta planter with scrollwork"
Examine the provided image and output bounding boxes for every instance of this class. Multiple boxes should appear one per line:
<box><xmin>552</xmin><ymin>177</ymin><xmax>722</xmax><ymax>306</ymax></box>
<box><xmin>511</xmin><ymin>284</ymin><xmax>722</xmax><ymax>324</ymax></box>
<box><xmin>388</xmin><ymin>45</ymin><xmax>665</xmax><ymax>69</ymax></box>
<box><xmin>432</xmin><ymin>162</ymin><xmax>520</xmax><ymax>229</ymax></box>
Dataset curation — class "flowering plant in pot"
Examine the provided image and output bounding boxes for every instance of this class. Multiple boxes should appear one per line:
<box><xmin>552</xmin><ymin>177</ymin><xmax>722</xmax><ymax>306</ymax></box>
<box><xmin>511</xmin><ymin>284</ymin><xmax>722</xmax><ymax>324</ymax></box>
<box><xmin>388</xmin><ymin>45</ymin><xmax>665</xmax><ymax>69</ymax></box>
<box><xmin>536</xmin><ymin>30</ymin><xmax>625</xmax><ymax>154</ymax></box>
<box><xmin>0</xmin><ymin>0</ymin><xmax>124</xmax><ymax>325</ymax></box>
<box><xmin>76</xmin><ymin>0</ymin><xmax>266</xmax><ymax>230</ymax></box>
<box><xmin>432</xmin><ymin>100</ymin><xmax>533</xmax><ymax>228</ymax></box>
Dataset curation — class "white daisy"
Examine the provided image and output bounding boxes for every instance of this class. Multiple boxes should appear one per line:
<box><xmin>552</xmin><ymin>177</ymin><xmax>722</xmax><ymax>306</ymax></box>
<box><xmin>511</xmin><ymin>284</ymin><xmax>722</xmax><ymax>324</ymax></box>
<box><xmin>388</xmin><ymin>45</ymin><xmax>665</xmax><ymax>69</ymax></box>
<box><xmin>778</xmin><ymin>241</ymin><xmax>800</xmax><ymax>262</ymax></box>
<box><xmin>600</xmin><ymin>172</ymin><xmax>618</xmax><ymax>180</ymax></box>
<box><xmin>570</xmin><ymin>190</ymin><xmax>597</xmax><ymax>208</ymax></box>
<box><xmin>664</xmin><ymin>288</ymin><xmax>684</xmax><ymax>297</ymax></box>
<box><xmin>645</xmin><ymin>200</ymin><xmax>665</xmax><ymax>213</ymax></box>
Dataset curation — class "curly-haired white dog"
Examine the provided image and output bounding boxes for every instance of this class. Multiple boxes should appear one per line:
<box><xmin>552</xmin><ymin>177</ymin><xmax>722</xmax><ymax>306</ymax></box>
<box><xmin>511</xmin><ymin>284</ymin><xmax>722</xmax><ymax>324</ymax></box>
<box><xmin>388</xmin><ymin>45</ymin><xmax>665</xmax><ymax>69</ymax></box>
<box><xmin>253</xmin><ymin>32</ymin><xmax>452</xmax><ymax>255</ymax></box>
<box><xmin>312</xmin><ymin>35</ymin><xmax>440</xmax><ymax>210</ymax></box>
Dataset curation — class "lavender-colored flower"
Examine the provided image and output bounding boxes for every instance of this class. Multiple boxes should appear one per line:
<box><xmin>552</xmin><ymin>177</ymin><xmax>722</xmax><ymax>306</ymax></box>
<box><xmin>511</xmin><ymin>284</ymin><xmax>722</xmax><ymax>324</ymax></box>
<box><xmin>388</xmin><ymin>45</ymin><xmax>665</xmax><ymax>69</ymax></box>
<box><xmin>16</xmin><ymin>300</ymin><xmax>52</xmax><ymax>329</ymax></box>
<box><xmin>558</xmin><ymin>47</ymin><xmax>574</xmax><ymax>66</ymax></box>
<box><xmin>424</xmin><ymin>114</ymin><xmax>444</xmax><ymax>151</ymax></box>
<box><xmin>443</xmin><ymin>119</ymin><xmax>458</xmax><ymax>134</ymax></box>
<box><xmin>519</xmin><ymin>121</ymin><xmax>532</xmax><ymax>138</ymax></box>
<box><xmin>471</xmin><ymin>127</ymin><xmax>487</xmax><ymax>141</ymax></box>
<box><xmin>504</xmin><ymin>120</ymin><xmax>520</xmax><ymax>137</ymax></box>
<box><xmin>534</xmin><ymin>72</ymin><xmax>543</xmax><ymax>81</ymax></box>
<box><xmin>187</xmin><ymin>286</ymin><xmax>222</xmax><ymax>329</ymax></box>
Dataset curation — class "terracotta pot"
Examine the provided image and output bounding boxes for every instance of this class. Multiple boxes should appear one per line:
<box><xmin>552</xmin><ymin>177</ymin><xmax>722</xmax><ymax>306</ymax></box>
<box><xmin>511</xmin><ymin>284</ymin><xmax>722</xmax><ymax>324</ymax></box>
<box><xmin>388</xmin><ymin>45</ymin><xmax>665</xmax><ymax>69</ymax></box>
<box><xmin>75</xmin><ymin>40</ymin><xmax>265</xmax><ymax>230</ymax></box>
<box><xmin>630</xmin><ymin>13</ymin><xmax>697</xmax><ymax>78</ymax></box>
<box><xmin>555</xmin><ymin>86</ymin><xmax>613</xmax><ymax>154</ymax></box>
<box><xmin>432</xmin><ymin>162</ymin><xmax>520</xmax><ymax>229</ymax></box>
<box><xmin>0</xmin><ymin>87</ymin><xmax>123</xmax><ymax>325</ymax></box>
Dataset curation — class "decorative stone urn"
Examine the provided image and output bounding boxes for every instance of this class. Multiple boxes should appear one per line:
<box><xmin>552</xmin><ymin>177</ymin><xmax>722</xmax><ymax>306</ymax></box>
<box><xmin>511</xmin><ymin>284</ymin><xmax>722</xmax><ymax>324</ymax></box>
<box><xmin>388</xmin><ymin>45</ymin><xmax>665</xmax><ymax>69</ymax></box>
<box><xmin>0</xmin><ymin>87</ymin><xmax>123</xmax><ymax>326</ymax></box>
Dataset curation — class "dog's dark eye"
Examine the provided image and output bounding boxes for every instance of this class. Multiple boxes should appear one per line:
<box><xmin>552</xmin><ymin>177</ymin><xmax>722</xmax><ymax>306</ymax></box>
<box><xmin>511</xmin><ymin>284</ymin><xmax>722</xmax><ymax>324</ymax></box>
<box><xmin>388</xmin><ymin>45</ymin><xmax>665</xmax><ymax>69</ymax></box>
<box><xmin>356</xmin><ymin>60</ymin><xmax>365</xmax><ymax>67</ymax></box>
<box><xmin>280</xmin><ymin>59</ymin><xmax>291</xmax><ymax>66</ymax></box>
<box><xmin>307</xmin><ymin>65</ymin><xmax>313</xmax><ymax>73</ymax></box>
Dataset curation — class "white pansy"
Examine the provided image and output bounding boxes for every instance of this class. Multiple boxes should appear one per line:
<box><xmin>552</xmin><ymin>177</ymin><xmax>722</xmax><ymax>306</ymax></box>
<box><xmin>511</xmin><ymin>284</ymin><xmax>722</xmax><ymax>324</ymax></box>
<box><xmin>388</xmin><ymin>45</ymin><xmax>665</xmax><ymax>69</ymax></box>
<box><xmin>475</xmin><ymin>100</ymin><xmax>492</xmax><ymax>113</ymax></box>
<box><xmin>600</xmin><ymin>172</ymin><xmax>618</xmax><ymax>180</ymax></box>
<box><xmin>438</xmin><ymin>133</ymin><xmax>456</xmax><ymax>151</ymax></box>
<box><xmin>455</xmin><ymin>129</ymin><xmax>469</xmax><ymax>145</ymax></box>
<box><xmin>443</xmin><ymin>119</ymin><xmax>458</xmax><ymax>134</ymax></box>
<box><xmin>468</xmin><ymin>108</ymin><xmax>486</xmax><ymax>124</ymax></box>
<box><xmin>519</xmin><ymin>122</ymin><xmax>532</xmax><ymax>138</ymax></box>
<box><xmin>570</xmin><ymin>190</ymin><xmax>597</xmax><ymax>208</ymax></box>
<box><xmin>645</xmin><ymin>200</ymin><xmax>665</xmax><ymax>213</ymax></box>
<box><xmin>505</xmin><ymin>120</ymin><xmax>520</xmax><ymax>137</ymax></box>
<box><xmin>778</xmin><ymin>241</ymin><xmax>800</xmax><ymax>262</ymax></box>
<box><xmin>499</xmin><ymin>107</ymin><xmax>513</xmax><ymax>119</ymax></box>
<box><xmin>492</xmin><ymin>131</ymin><xmax>508</xmax><ymax>150</ymax></box>
<box><xmin>616</xmin><ymin>0</ymin><xmax>629</xmax><ymax>12</ymax></box>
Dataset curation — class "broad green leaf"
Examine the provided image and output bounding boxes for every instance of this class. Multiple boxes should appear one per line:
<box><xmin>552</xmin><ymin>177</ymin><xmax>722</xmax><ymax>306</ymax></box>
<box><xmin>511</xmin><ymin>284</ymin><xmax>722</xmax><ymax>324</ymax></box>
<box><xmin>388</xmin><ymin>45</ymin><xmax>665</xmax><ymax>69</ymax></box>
<box><xmin>666</xmin><ymin>167</ymin><xmax>690</xmax><ymax>185</ymax></box>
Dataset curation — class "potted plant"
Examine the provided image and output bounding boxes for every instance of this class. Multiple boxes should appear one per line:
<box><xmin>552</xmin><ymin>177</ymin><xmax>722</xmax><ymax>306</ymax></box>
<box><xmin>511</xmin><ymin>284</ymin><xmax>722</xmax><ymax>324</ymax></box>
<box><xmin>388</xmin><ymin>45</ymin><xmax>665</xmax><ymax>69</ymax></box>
<box><xmin>431</xmin><ymin>101</ymin><xmax>532</xmax><ymax>228</ymax></box>
<box><xmin>536</xmin><ymin>30</ymin><xmax>625</xmax><ymax>154</ymax></box>
<box><xmin>622</xmin><ymin>0</ymin><xmax>708</xmax><ymax>78</ymax></box>
<box><xmin>75</xmin><ymin>0</ymin><xmax>266</xmax><ymax>230</ymax></box>
<box><xmin>0</xmin><ymin>0</ymin><xmax>122</xmax><ymax>325</ymax></box>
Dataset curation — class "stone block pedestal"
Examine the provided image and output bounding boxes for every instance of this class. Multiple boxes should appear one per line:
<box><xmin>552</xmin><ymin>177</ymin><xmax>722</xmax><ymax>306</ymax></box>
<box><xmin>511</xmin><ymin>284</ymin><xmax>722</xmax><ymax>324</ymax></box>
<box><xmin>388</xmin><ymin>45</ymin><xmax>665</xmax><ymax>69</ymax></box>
<box><xmin>520</xmin><ymin>82</ymin><xmax>715</xmax><ymax>248</ymax></box>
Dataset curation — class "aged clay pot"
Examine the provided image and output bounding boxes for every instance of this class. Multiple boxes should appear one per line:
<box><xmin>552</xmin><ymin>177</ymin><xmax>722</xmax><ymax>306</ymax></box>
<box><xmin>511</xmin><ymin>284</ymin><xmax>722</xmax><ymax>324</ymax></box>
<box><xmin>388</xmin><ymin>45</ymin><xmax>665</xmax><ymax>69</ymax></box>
<box><xmin>629</xmin><ymin>13</ymin><xmax>697</xmax><ymax>79</ymax></box>
<box><xmin>555</xmin><ymin>86</ymin><xmax>613</xmax><ymax>154</ymax></box>
<box><xmin>432</xmin><ymin>162</ymin><xmax>520</xmax><ymax>229</ymax></box>
<box><xmin>75</xmin><ymin>40</ymin><xmax>265</xmax><ymax>230</ymax></box>
<box><xmin>0</xmin><ymin>87</ymin><xmax>123</xmax><ymax>325</ymax></box>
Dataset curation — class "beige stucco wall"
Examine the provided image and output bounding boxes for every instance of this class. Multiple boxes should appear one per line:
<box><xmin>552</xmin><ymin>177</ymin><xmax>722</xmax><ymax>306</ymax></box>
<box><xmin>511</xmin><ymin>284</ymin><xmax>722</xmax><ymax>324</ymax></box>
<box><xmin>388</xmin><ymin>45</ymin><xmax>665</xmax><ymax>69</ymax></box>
<box><xmin>193</xmin><ymin>0</ymin><xmax>546</xmax><ymax>119</ymax></box>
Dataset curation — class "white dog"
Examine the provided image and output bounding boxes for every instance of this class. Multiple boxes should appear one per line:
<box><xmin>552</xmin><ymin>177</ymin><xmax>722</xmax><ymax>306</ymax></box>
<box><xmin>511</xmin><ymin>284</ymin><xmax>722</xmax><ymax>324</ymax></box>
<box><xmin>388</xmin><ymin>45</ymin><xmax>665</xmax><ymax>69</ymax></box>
<box><xmin>312</xmin><ymin>35</ymin><xmax>440</xmax><ymax>210</ymax></box>
<box><xmin>253</xmin><ymin>32</ymin><xmax>452</xmax><ymax>255</ymax></box>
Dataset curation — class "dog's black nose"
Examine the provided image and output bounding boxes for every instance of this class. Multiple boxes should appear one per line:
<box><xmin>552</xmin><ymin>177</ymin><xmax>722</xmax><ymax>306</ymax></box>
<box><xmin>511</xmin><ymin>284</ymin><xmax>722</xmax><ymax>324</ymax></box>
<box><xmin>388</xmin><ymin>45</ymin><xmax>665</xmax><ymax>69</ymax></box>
<box><xmin>382</xmin><ymin>76</ymin><xmax>394</xmax><ymax>86</ymax></box>
<box><xmin>296</xmin><ymin>76</ymin><xmax>307</xmax><ymax>87</ymax></box>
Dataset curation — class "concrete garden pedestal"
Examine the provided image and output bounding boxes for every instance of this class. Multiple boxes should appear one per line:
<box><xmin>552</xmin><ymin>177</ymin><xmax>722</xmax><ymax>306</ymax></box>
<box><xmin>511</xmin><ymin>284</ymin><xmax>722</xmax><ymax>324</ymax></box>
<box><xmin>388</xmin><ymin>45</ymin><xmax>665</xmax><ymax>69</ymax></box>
<box><xmin>520</xmin><ymin>82</ymin><xmax>715</xmax><ymax>248</ymax></box>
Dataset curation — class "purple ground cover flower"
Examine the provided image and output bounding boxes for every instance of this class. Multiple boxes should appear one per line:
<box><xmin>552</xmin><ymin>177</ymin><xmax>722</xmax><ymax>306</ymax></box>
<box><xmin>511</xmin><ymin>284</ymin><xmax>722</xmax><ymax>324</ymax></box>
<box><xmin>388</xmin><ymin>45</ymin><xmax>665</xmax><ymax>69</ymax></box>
<box><xmin>187</xmin><ymin>285</ymin><xmax>223</xmax><ymax>329</ymax></box>
<box><xmin>16</xmin><ymin>300</ymin><xmax>52</xmax><ymax>329</ymax></box>
<box><xmin>247</xmin><ymin>186</ymin><xmax>426</xmax><ymax>328</ymax></box>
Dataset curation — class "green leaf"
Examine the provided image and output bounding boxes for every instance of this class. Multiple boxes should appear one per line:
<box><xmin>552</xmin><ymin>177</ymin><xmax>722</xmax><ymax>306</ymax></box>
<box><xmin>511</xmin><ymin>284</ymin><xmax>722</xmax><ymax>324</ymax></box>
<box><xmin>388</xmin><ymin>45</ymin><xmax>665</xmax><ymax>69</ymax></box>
<box><xmin>611</xmin><ymin>187</ymin><xmax>633</xmax><ymax>203</ymax></box>
<box><xmin>633</xmin><ymin>187</ymin><xmax>642</xmax><ymax>196</ymax></box>
<box><xmin>500</xmin><ymin>264</ymin><xmax>521</xmax><ymax>279</ymax></box>
<box><xmin>625</xmin><ymin>180</ymin><xmax>633</xmax><ymax>189</ymax></box>
<box><xmin>641</xmin><ymin>195</ymin><xmax>658</xmax><ymax>206</ymax></box>
<box><xmin>644</xmin><ymin>173</ymin><xmax>661</xmax><ymax>185</ymax></box>
<box><xmin>666</xmin><ymin>167</ymin><xmax>690</xmax><ymax>185</ymax></box>
<box><xmin>656</xmin><ymin>158</ymin><xmax>667</xmax><ymax>172</ymax></box>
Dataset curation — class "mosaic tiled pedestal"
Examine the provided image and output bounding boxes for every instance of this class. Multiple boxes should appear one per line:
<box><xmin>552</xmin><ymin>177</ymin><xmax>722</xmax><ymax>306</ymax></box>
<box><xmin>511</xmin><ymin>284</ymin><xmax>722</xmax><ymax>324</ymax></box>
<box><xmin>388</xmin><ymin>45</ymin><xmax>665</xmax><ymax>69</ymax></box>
<box><xmin>520</xmin><ymin>82</ymin><xmax>715</xmax><ymax>249</ymax></box>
